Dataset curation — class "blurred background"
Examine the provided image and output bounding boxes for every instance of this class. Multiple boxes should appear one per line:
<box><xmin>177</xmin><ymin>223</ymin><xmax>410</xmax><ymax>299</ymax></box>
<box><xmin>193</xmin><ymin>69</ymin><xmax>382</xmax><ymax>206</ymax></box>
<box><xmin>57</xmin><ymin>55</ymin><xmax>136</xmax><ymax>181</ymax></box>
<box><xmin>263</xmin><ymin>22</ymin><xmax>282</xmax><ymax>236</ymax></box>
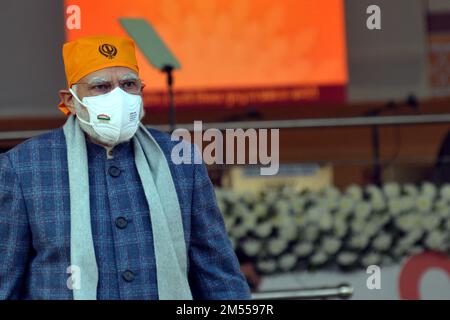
<box><xmin>0</xmin><ymin>0</ymin><xmax>449</xmax><ymax>299</ymax></box>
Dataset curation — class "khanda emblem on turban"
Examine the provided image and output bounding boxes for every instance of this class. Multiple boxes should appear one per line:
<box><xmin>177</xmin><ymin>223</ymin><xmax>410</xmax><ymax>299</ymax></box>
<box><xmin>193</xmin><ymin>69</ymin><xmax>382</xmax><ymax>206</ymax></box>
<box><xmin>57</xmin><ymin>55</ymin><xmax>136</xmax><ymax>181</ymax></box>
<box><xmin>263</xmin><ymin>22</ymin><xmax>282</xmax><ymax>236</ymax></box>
<box><xmin>98</xmin><ymin>43</ymin><xmax>118</xmax><ymax>59</ymax></box>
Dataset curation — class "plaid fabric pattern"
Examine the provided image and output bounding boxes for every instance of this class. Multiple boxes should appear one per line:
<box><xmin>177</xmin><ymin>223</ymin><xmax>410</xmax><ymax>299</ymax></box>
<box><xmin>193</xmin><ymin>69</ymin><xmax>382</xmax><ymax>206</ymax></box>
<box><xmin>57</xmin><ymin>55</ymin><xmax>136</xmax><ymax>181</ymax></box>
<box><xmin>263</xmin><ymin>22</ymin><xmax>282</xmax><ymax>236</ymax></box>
<box><xmin>0</xmin><ymin>127</ymin><xmax>250</xmax><ymax>300</ymax></box>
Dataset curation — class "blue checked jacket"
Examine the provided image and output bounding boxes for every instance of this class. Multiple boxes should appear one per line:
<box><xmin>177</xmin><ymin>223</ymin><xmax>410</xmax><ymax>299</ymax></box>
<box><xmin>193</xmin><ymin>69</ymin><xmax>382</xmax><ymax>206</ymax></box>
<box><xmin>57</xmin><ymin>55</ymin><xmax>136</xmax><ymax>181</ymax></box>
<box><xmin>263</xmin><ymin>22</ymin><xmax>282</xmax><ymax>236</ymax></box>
<box><xmin>0</xmin><ymin>126</ymin><xmax>251</xmax><ymax>300</ymax></box>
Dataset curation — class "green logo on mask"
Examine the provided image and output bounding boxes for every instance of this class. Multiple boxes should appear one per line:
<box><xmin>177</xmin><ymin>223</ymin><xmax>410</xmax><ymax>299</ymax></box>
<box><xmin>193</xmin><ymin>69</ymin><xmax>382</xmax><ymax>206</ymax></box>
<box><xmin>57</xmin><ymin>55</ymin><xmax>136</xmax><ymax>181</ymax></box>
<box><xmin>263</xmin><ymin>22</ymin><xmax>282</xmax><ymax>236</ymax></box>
<box><xmin>97</xmin><ymin>114</ymin><xmax>111</xmax><ymax>121</ymax></box>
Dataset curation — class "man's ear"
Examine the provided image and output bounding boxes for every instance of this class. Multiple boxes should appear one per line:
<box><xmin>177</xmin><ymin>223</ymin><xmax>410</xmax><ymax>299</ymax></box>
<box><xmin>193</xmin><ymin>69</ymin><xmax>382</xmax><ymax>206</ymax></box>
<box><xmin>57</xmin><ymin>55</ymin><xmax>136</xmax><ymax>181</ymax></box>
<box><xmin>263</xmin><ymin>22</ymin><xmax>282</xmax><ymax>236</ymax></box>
<box><xmin>59</xmin><ymin>89</ymin><xmax>76</xmax><ymax>114</ymax></box>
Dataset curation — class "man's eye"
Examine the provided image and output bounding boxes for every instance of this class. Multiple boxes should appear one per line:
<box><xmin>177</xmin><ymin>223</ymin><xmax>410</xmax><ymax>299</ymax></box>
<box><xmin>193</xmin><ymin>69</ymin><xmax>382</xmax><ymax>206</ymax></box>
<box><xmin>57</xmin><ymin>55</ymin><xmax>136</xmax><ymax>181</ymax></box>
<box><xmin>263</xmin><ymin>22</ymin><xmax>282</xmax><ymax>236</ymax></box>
<box><xmin>123</xmin><ymin>81</ymin><xmax>137</xmax><ymax>88</ymax></box>
<box><xmin>92</xmin><ymin>84</ymin><xmax>111</xmax><ymax>91</ymax></box>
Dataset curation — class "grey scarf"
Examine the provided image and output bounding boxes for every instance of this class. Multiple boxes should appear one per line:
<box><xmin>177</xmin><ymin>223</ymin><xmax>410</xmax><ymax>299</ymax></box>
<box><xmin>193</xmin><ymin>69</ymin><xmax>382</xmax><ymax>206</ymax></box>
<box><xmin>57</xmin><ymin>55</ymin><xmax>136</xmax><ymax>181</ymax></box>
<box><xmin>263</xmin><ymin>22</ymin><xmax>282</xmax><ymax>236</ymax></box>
<box><xmin>63</xmin><ymin>115</ymin><xmax>192</xmax><ymax>300</ymax></box>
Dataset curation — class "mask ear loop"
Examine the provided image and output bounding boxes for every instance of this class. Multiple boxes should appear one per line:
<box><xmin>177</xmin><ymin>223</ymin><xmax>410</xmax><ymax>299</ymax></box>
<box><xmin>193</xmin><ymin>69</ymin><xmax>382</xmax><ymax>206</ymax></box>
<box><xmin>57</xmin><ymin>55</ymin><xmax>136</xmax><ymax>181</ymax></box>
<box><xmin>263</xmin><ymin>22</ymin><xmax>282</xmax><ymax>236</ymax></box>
<box><xmin>69</xmin><ymin>88</ymin><xmax>93</xmax><ymax>127</ymax></box>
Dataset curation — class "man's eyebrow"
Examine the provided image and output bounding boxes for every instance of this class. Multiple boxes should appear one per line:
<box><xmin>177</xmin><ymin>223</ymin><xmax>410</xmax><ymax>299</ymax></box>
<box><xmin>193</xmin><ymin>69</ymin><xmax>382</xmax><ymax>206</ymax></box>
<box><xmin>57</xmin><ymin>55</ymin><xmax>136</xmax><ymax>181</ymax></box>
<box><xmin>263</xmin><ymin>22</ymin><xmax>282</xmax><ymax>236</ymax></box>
<box><xmin>84</xmin><ymin>73</ymin><xmax>138</xmax><ymax>84</ymax></box>
<box><xmin>120</xmin><ymin>73</ymin><xmax>139</xmax><ymax>80</ymax></box>
<box><xmin>86</xmin><ymin>77</ymin><xmax>109</xmax><ymax>85</ymax></box>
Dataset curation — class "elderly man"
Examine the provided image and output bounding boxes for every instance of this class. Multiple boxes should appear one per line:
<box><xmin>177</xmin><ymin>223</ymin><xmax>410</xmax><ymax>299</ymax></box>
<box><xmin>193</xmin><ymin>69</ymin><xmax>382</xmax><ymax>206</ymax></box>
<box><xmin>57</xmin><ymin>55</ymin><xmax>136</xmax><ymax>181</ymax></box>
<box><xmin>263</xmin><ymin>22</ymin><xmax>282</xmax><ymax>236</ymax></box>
<box><xmin>0</xmin><ymin>35</ymin><xmax>251</xmax><ymax>300</ymax></box>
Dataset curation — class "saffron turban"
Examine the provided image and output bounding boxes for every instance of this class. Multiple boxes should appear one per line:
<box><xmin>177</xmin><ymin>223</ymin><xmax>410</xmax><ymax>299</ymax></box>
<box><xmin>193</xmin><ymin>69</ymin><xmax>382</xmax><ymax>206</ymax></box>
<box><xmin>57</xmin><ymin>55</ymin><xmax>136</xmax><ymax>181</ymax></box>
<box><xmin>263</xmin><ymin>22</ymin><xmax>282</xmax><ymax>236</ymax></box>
<box><xmin>58</xmin><ymin>35</ymin><xmax>139</xmax><ymax>115</ymax></box>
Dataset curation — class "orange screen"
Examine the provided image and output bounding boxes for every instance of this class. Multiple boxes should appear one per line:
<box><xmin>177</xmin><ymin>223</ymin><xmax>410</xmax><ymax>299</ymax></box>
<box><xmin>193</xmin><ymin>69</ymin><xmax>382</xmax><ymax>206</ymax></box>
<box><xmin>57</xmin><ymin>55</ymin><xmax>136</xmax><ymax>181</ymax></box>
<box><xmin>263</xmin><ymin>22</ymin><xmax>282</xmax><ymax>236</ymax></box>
<box><xmin>65</xmin><ymin>0</ymin><xmax>347</xmax><ymax>108</ymax></box>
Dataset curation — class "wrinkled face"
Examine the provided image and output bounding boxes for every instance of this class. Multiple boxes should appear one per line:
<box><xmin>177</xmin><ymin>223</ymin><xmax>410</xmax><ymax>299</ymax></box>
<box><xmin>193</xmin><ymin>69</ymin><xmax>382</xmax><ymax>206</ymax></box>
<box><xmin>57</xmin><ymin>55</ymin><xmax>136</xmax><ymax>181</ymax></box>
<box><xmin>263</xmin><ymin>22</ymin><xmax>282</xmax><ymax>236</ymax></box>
<box><xmin>74</xmin><ymin>66</ymin><xmax>141</xmax><ymax>100</ymax></box>
<box><xmin>59</xmin><ymin>66</ymin><xmax>146</xmax><ymax>147</ymax></box>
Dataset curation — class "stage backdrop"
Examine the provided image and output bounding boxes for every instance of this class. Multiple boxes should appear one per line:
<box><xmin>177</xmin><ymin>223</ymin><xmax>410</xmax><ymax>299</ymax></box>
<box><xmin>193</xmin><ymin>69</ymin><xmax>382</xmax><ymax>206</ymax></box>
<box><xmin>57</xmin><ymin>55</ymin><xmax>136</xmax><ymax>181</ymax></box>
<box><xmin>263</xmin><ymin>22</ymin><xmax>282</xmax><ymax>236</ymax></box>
<box><xmin>65</xmin><ymin>0</ymin><xmax>347</xmax><ymax>110</ymax></box>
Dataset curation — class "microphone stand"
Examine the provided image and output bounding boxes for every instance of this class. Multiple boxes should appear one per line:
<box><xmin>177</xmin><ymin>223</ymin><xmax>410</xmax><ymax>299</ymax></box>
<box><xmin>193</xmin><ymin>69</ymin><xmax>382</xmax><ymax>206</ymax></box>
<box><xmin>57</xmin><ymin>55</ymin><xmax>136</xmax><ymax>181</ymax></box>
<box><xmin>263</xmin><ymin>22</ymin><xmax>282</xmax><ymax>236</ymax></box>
<box><xmin>364</xmin><ymin>95</ymin><xmax>419</xmax><ymax>186</ymax></box>
<box><xmin>162</xmin><ymin>65</ymin><xmax>176</xmax><ymax>133</ymax></box>
<box><xmin>365</xmin><ymin>109</ymin><xmax>383</xmax><ymax>186</ymax></box>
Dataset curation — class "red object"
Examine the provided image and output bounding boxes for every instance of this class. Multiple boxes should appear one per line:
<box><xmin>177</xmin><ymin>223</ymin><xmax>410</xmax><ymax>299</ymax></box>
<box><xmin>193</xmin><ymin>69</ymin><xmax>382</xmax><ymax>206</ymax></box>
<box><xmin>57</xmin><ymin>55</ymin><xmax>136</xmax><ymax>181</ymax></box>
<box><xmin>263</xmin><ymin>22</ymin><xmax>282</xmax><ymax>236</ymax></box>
<box><xmin>399</xmin><ymin>251</ymin><xmax>450</xmax><ymax>300</ymax></box>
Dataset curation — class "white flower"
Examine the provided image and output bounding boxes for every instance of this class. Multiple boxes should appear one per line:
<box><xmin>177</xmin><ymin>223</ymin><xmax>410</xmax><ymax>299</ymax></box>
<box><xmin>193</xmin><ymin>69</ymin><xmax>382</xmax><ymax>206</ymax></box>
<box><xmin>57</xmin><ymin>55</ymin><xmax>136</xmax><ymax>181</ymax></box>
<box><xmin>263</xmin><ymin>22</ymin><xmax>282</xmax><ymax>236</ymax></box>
<box><xmin>439</xmin><ymin>184</ymin><xmax>450</xmax><ymax>201</ymax></box>
<box><xmin>264</xmin><ymin>190</ymin><xmax>278</xmax><ymax>205</ymax></box>
<box><xmin>242</xmin><ymin>239</ymin><xmax>262</xmax><ymax>257</ymax></box>
<box><xmin>253</xmin><ymin>203</ymin><xmax>268</xmax><ymax>219</ymax></box>
<box><xmin>399</xmin><ymin>196</ymin><xmax>415</xmax><ymax>211</ymax></box>
<box><xmin>424</xmin><ymin>230</ymin><xmax>448</xmax><ymax>251</ymax></box>
<box><xmin>362</xmin><ymin>220</ymin><xmax>381</xmax><ymax>238</ymax></box>
<box><xmin>310</xmin><ymin>251</ymin><xmax>328</xmax><ymax>266</ymax></box>
<box><xmin>333</xmin><ymin>219</ymin><xmax>349</xmax><ymax>238</ymax></box>
<box><xmin>303</xmin><ymin>225</ymin><xmax>320</xmax><ymax>242</ymax></box>
<box><xmin>339</xmin><ymin>196</ymin><xmax>355</xmax><ymax>214</ymax></box>
<box><xmin>383</xmin><ymin>182</ymin><xmax>401</xmax><ymax>199</ymax></box>
<box><xmin>421</xmin><ymin>182</ymin><xmax>437</xmax><ymax>200</ymax></box>
<box><xmin>232</xmin><ymin>203</ymin><xmax>250</xmax><ymax>218</ymax></box>
<box><xmin>394</xmin><ymin>230</ymin><xmax>424</xmax><ymax>256</ymax></box>
<box><xmin>254</xmin><ymin>222</ymin><xmax>273</xmax><ymax>238</ymax></box>
<box><xmin>277</xmin><ymin>219</ymin><xmax>298</xmax><ymax>241</ymax></box>
<box><xmin>371</xmin><ymin>195</ymin><xmax>386</xmax><ymax>211</ymax></box>
<box><xmin>294</xmin><ymin>242</ymin><xmax>314</xmax><ymax>257</ymax></box>
<box><xmin>322</xmin><ymin>188</ymin><xmax>340</xmax><ymax>210</ymax></box>
<box><xmin>278</xmin><ymin>254</ymin><xmax>298</xmax><ymax>271</ymax></box>
<box><xmin>267</xmin><ymin>238</ymin><xmax>288</xmax><ymax>256</ymax></box>
<box><xmin>366</xmin><ymin>185</ymin><xmax>385</xmax><ymax>209</ymax></box>
<box><xmin>422</xmin><ymin>215</ymin><xmax>442</xmax><ymax>232</ymax></box>
<box><xmin>257</xmin><ymin>259</ymin><xmax>277</xmax><ymax>273</ymax></box>
<box><xmin>348</xmin><ymin>234</ymin><xmax>370</xmax><ymax>250</ymax></box>
<box><xmin>361</xmin><ymin>253</ymin><xmax>381</xmax><ymax>267</ymax></box>
<box><xmin>405</xmin><ymin>229</ymin><xmax>424</xmax><ymax>243</ymax></box>
<box><xmin>346</xmin><ymin>184</ymin><xmax>363</xmax><ymax>201</ymax></box>
<box><xmin>274</xmin><ymin>200</ymin><xmax>291</xmax><ymax>215</ymax></box>
<box><xmin>295</xmin><ymin>214</ymin><xmax>307</xmax><ymax>229</ymax></box>
<box><xmin>354</xmin><ymin>201</ymin><xmax>371</xmax><ymax>219</ymax></box>
<box><xmin>395</xmin><ymin>213</ymin><xmax>422</xmax><ymax>232</ymax></box>
<box><xmin>372</xmin><ymin>233</ymin><xmax>393</xmax><ymax>251</ymax></box>
<box><xmin>393</xmin><ymin>245</ymin><xmax>407</xmax><ymax>258</ymax></box>
<box><xmin>388</xmin><ymin>199</ymin><xmax>404</xmax><ymax>216</ymax></box>
<box><xmin>404</xmin><ymin>184</ymin><xmax>419</xmax><ymax>197</ymax></box>
<box><xmin>435</xmin><ymin>200</ymin><xmax>450</xmax><ymax>219</ymax></box>
<box><xmin>304</xmin><ymin>206</ymin><xmax>327</xmax><ymax>225</ymax></box>
<box><xmin>334</xmin><ymin>209</ymin><xmax>352</xmax><ymax>221</ymax></box>
<box><xmin>322</xmin><ymin>198</ymin><xmax>338</xmax><ymax>211</ymax></box>
<box><xmin>242</xmin><ymin>191</ymin><xmax>256</xmax><ymax>205</ymax></box>
<box><xmin>280</xmin><ymin>185</ymin><xmax>297</xmax><ymax>199</ymax></box>
<box><xmin>321</xmin><ymin>237</ymin><xmax>342</xmax><ymax>255</ymax></box>
<box><xmin>366</xmin><ymin>184</ymin><xmax>382</xmax><ymax>197</ymax></box>
<box><xmin>242</xmin><ymin>214</ymin><xmax>258</xmax><ymax>231</ymax></box>
<box><xmin>324</xmin><ymin>186</ymin><xmax>341</xmax><ymax>200</ymax></box>
<box><xmin>292</xmin><ymin>198</ymin><xmax>305</xmax><ymax>213</ymax></box>
<box><xmin>318</xmin><ymin>212</ymin><xmax>333</xmax><ymax>232</ymax></box>
<box><xmin>230</xmin><ymin>224</ymin><xmax>248</xmax><ymax>239</ymax></box>
<box><xmin>415</xmin><ymin>196</ymin><xmax>433</xmax><ymax>212</ymax></box>
<box><xmin>337</xmin><ymin>252</ymin><xmax>358</xmax><ymax>266</ymax></box>
<box><xmin>350</xmin><ymin>218</ymin><xmax>366</xmax><ymax>234</ymax></box>
<box><xmin>376</xmin><ymin>214</ymin><xmax>391</xmax><ymax>227</ymax></box>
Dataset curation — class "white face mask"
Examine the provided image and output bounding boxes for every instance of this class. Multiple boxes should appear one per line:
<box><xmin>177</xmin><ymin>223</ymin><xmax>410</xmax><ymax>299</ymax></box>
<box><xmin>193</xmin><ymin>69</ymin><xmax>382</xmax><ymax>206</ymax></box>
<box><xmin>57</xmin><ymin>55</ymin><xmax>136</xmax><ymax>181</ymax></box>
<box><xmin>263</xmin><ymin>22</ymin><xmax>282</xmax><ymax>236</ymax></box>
<box><xmin>69</xmin><ymin>87</ymin><xmax>142</xmax><ymax>146</ymax></box>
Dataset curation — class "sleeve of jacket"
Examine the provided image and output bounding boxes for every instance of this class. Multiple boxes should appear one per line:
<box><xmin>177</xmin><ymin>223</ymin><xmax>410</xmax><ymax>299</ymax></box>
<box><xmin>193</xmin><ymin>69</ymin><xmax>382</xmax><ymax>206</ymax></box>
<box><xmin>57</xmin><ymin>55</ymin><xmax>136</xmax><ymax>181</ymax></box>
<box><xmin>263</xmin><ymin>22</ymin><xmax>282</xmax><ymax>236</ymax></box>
<box><xmin>0</xmin><ymin>153</ymin><xmax>31</xmax><ymax>299</ymax></box>
<box><xmin>187</xmin><ymin>155</ymin><xmax>252</xmax><ymax>300</ymax></box>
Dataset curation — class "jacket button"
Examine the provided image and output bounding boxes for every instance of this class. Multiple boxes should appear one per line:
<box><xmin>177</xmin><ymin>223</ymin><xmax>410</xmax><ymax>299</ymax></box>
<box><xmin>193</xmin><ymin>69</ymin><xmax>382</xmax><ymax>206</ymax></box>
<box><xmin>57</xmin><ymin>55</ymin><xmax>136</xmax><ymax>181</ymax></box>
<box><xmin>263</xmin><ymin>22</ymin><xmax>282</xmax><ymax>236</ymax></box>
<box><xmin>108</xmin><ymin>166</ymin><xmax>121</xmax><ymax>177</ymax></box>
<box><xmin>122</xmin><ymin>270</ymin><xmax>135</xmax><ymax>282</ymax></box>
<box><xmin>115</xmin><ymin>217</ymin><xmax>128</xmax><ymax>229</ymax></box>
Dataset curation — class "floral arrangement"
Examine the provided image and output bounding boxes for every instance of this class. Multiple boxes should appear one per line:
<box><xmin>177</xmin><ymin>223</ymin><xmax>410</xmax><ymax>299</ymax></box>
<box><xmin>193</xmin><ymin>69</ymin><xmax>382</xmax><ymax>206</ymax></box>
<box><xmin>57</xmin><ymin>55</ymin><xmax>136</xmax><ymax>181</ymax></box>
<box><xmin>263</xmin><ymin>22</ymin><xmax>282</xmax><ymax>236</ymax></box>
<box><xmin>215</xmin><ymin>182</ymin><xmax>450</xmax><ymax>275</ymax></box>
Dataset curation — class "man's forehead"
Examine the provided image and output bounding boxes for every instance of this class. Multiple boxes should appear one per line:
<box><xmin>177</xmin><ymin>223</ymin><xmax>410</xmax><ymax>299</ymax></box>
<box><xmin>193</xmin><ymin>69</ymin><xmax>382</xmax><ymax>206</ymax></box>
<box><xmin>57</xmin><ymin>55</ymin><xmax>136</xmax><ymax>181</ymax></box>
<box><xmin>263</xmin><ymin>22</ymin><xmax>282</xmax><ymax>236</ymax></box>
<box><xmin>80</xmin><ymin>66</ymin><xmax>138</xmax><ymax>83</ymax></box>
